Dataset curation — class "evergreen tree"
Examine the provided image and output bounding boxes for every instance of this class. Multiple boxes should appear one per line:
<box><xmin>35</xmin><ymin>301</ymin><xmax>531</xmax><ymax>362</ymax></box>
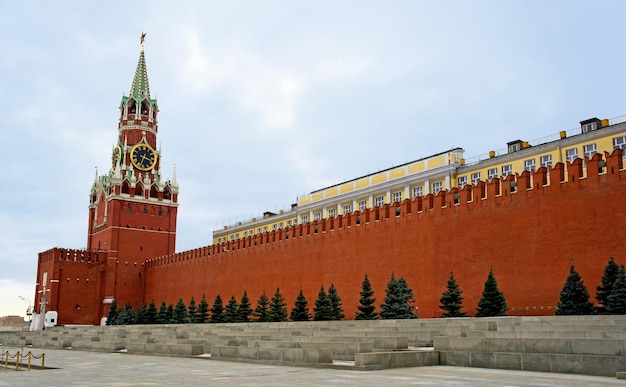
<box><xmin>253</xmin><ymin>291</ymin><xmax>270</xmax><ymax>322</ymax></box>
<box><xmin>290</xmin><ymin>289</ymin><xmax>311</xmax><ymax>321</ymax></box>
<box><xmin>267</xmin><ymin>287</ymin><xmax>288</xmax><ymax>322</ymax></box>
<box><xmin>118</xmin><ymin>303</ymin><xmax>136</xmax><ymax>325</ymax></box>
<box><xmin>556</xmin><ymin>263</ymin><xmax>594</xmax><ymax>315</ymax></box>
<box><xmin>146</xmin><ymin>300</ymin><xmax>158</xmax><ymax>324</ymax></box>
<box><xmin>313</xmin><ymin>286</ymin><xmax>333</xmax><ymax>321</ymax></box>
<box><xmin>165</xmin><ymin>304</ymin><xmax>175</xmax><ymax>324</ymax></box>
<box><xmin>327</xmin><ymin>284</ymin><xmax>345</xmax><ymax>320</ymax></box>
<box><xmin>476</xmin><ymin>267</ymin><xmax>508</xmax><ymax>317</ymax></box>
<box><xmin>135</xmin><ymin>303</ymin><xmax>148</xmax><ymax>324</ymax></box>
<box><xmin>210</xmin><ymin>295</ymin><xmax>224</xmax><ymax>323</ymax></box>
<box><xmin>172</xmin><ymin>298</ymin><xmax>188</xmax><ymax>323</ymax></box>
<box><xmin>380</xmin><ymin>273</ymin><xmax>417</xmax><ymax>319</ymax></box>
<box><xmin>197</xmin><ymin>294</ymin><xmax>210</xmax><ymax>323</ymax></box>
<box><xmin>606</xmin><ymin>266</ymin><xmax>626</xmax><ymax>314</ymax></box>
<box><xmin>157</xmin><ymin>301</ymin><xmax>168</xmax><ymax>324</ymax></box>
<box><xmin>187</xmin><ymin>297</ymin><xmax>198</xmax><ymax>323</ymax></box>
<box><xmin>237</xmin><ymin>291</ymin><xmax>253</xmax><ymax>323</ymax></box>
<box><xmin>223</xmin><ymin>296</ymin><xmax>239</xmax><ymax>323</ymax></box>
<box><xmin>355</xmin><ymin>274</ymin><xmax>377</xmax><ymax>320</ymax></box>
<box><xmin>439</xmin><ymin>271</ymin><xmax>468</xmax><ymax>318</ymax></box>
<box><xmin>106</xmin><ymin>299</ymin><xmax>118</xmax><ymax>326</ymax></box>
<box><xmin>596</xmin><ymin>257</ymin><xmax>620</xmax><ymax>312</ymax></box>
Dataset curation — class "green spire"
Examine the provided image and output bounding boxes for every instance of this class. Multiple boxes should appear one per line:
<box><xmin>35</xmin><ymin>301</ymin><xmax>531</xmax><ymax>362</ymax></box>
<box><xmin>129</xmin><ymin>32</ymin><xmax>150</xmax><ymax>101</ymax></box>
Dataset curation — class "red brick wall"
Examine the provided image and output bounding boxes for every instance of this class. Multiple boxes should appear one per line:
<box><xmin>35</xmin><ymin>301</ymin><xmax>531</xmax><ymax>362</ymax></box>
<box><xmin>145</xmin><ymin>151</ymin><xmax>626</xmax><ymax>319</ymax></box>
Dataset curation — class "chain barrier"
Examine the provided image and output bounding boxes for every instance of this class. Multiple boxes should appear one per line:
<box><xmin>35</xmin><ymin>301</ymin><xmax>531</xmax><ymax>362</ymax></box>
<box><xmin>0</xmin><ymin>349</ymin><xmax>45</xmax><ymax>371</ymax></box>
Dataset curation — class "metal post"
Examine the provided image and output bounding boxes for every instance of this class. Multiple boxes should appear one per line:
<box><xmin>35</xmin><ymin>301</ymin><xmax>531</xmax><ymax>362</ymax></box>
<box><xmin>15</xmin><ymin>352</ymin><xmax>19</xmax><ymax>371</ymax></box>
<box><xmin>27</xmin><ymin>352</ymin><xmax>31</xmax><ymax>371</ymax></box>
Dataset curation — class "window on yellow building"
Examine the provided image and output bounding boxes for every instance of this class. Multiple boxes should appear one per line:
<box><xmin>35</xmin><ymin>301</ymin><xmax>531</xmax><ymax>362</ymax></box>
<box><xmin>272</xmin><ymin>224</ymin><xmax>277</xmax><ymax>231</ymax></box>
<box><xmin>359</xmin><ymin>200</ymin><xmax>367</xmax><ymax>211</ymax></box>
<box><xmin>471</xmin><ymin>172</ymin><xmax>481</xmax><ymax>185</ymax></box>
<box><xmin>412</xmin><ymin>186</ymin><xmax>422</xmax><ymax>198</ymax></box>
<box><xmin>524</xmin><ymin>159</ymin><xmax>535</xmax><ymax>172</ymax></box>
<box><xmin>314</xmin><ymin>212</ymin><xmax>321</xmax><ymax>221</ymax></box>
<box><xmin>343</xmin><ymin>204</ymin><xmax>351</xmax><ymax>214</ymax></box>
<box><xmin>502</xmin><ymin>164</ymin><xmax>512</xmax><ymax>177</ymax></box>
<box><xmin>488</xmin><ymin>168</ymin><xmax>498</xmax><ymax>181</ymax></box>
<box><xmin>328</xmin><ymin>208</ymin><xmax>336</xmax><ymax>217</ymax></box>
<box><xmin>583</xmin><ymin>143</ymin><xmax>597</xmax><ymax>159</ymax></box>
<box><xmin>393</xmin><ymin>191</ymin><xmax>402</xmax><ymax>203</ymax></box>
<box><xmin>375</xmin><ymin>196</ymin><xmax>384</xmax><ymax>207</ymax></box>
<box><xmin>540</xmin><ymin>155</ymin><xmax>552</xmax><ymax>168</ymax></box>
<box><xmin>301</xmin><ymin>215</ymin><xmax>308</xmax><ymax>224</ymax></box>
<box><xmin>433</xmin><ymin>181</ymin><xmax>443</xmax><ymax>194</ymax></box>
<box><xmin>263</xmin><ymin>226</ymin><xmax>268</xmax><ymax>232</ymax></box>
<box><xmin>565</xmin><ymin>148</ymin><xmax>578</xmax><ymax>163</ymax></box>
<box><xmin>458</xmin><ymin>176</ymin><xmax>467</xmax><ymax>187</ymax></box>
<box><xmin>613</xmin><ymin>136</ymin><xmax>626</xmax><ymax>150</ymax></box>
<box><xmin>286</xmin><ymin>220</ymin><xmax>292</xmax><ymax>227</ymax></box>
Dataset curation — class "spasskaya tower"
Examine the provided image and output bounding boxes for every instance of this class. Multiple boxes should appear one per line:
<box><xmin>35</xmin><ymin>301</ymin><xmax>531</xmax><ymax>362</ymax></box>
<box><xmin>86</xmin><ymin>33</ymin><xmax>179</xmax><ymax>314</ymax></box>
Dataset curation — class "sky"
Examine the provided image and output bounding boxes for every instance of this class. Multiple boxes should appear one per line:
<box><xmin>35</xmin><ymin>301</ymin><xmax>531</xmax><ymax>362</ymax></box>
<box><xmin>1</xmin><ymin>1</ymin><xmax>626</xmax><ymax>319</ymax></box>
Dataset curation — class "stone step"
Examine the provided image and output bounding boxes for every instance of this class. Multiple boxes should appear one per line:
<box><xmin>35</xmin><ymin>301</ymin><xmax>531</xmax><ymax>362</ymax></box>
<box><xmin>211</xmin><ymin>345</ymin><xmax>332</xmax><ymax>364</ymax></box>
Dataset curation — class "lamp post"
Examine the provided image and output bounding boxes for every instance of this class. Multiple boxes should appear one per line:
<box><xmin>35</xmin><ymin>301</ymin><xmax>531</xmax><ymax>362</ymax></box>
<box><xmin>18</xmin><ymin>296</ymin><xmax>32</xmax><ymax>327</ymax></box>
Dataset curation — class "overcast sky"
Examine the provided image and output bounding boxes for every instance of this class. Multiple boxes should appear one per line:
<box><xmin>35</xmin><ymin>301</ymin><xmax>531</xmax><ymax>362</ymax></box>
<box><xmin>1</xmin><ymin>1</ymin><xmax>625</xmax><ymax>318</ymax></box>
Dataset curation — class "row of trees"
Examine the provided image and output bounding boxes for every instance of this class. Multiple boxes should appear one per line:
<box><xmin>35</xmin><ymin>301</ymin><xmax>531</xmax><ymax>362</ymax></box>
<box><xmin>107</xmin><ymin>257</ymin><xmax>626</xmax><ymax>325</ymax></box>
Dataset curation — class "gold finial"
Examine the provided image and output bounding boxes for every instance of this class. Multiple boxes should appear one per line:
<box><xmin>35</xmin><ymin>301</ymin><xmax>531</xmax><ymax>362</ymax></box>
<box><xmin>140</xmin><ymin>32</ymin><xmax>146</xmax><ymax>51</ymax></box>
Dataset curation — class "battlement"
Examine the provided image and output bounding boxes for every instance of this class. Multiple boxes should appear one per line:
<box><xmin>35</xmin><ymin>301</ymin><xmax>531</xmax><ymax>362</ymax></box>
<box><xmin>143</xmin><ymin>148</ymin><xmax>625</xmax><ymax>319</ymax></box>
<box><xmin>148</xmin><ymin>148</ymin><xmax>624</xmax><ymax>269</ymax></box>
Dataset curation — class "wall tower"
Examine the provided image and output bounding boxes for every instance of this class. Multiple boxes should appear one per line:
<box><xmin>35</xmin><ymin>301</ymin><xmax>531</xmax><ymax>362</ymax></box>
<box><xmin>86</xmin><ymin>33</ymin><xmax>179</xmax><ymax>318</ymax></box>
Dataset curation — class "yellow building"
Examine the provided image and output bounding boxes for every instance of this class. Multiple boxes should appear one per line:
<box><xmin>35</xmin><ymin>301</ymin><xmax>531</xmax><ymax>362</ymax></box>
<box><xmin>213</xmin><ymin>115</ymin><xmax>626</xmax><ymax>244</ymax></box>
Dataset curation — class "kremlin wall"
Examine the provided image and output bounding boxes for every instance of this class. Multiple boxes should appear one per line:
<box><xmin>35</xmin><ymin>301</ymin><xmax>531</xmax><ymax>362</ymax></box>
<box><xmin>32</xmin><ymin>38</ymin><xmax>626</xmax><ymax>327</ymax></box>
<box><xmin>143</xmin><ymin>151</ymin><xmax>625</xmax><ymax>320</ymax></box>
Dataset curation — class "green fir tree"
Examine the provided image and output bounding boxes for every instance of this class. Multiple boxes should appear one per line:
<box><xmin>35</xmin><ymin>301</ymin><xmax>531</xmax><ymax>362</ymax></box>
<box><xmin>327</xmin><ymin>284</ymin><xmax>345</xmax><ymax>320</ymax></box>
<box><xmin>118</xmin><ymin>303</ymin><xmax>136</xmax><ymax>325</ymax></box>
<box><xmin>187</xmin><ymin>297</ymin><xmax>198</xmax><ymax>323</ymax></box>
<box><xmin>106</xmin><ymin>299</ymin><xmax>118</xmax><ymax>326</ymax></box>
<box><xmin>165</xmin><ymin>304</ymin><xmax>175</xmax><ymax>323</ymax></box>
<box><xmin>313</xmin><ymin>285</ymin><xmax>333</xmax><ymax>321</ymax></box>
<box><xmin>267</xmin><ymin>287</ymin><xmax>288</xmax><ymax>322</ymax></box>
<box><xmin>556</xmin><ymin>263</ymin><xmax>594</xmax><ymax>315</ymax></box>
<box><xmin>355</xmin><ymin>274</ymin><xmax>377</xmax><ymax>320</ymax></box>
<box><xmin>157</xmin><ymin>301</ymin><xmax>168</xmax><ymax>324</ymax></box>
<box><xmin>135</xmin><ymin>303</ymin><xmax>148</xmax><ymax>324</ymax></box>
<box><xmin>146</xmin><ymin>300</ymin><xmax>158</xmax><ymax>324</ymax></box>
<box><xmin>223</xmin><ymin>296</ymin><xmax>239</xmax><ymax>323</ymax></box>
<box><xmin>606</xmin><ymin>266</ymin><xmax>626</xmax><ymax>314</ymax></box>
<box><xmin>380</xmin><ymin>273</ymin><xmax>417</xmax><ymax>319</ymax></box>
<box><xmin>197</xmin><ymin>295</ymin><xmax>209</xmax><ymax>323</ymax></box>
<box><xmin>439</xmin><ymin>271</ymin><xmax>468</xmax><ymax>318</ymax></box>
<box><xmin>172</xmin><ymin>298</ymin><xmax>188</xmax><ymax>323</ymax></box>
<box><xmin>596</xmin><ymin>257</ymin><xmax>620</xmax><ymax>312</ymax></box>
<box><xmin>237</xmin><ymin>291</ymin><xmax>253</xmax><ymax>322</ymax></box>
<box><xmin>476</xmin><ymin>267</ymin><xmax>508</xmax><ymax>317</ymax></box>
<box><xmin>290</xmin><ymin>289</ymin><xmax>311</xmax><ymax>321</ymax></box>
<box><xmin>253</xmin><ymin>291</ymin><xmax>270</xmax><ymax>322</ymax></box>
<box><xmin>210</xmin><ymin>295</ymin><xmax>224</xmax><ymax>323</ymax></box>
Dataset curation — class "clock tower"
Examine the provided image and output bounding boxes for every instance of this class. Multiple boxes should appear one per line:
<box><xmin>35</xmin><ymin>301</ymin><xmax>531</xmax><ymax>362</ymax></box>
<box><xmin>87</xmin><ymin>34</ymin><xmax>179</xmax><ymax>314</ymax></box>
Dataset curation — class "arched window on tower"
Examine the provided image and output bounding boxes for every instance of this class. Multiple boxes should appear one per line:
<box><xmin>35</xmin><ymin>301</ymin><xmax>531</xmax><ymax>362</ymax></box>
<box><xmin>128</xmin><ymin>100</ymin><xmax>137</xmax><ymax>115</ymax></box>
<box><xmin>163</xmin><ymin>186</ymin><xmax>172</xmax><ymax>201</ymax></box>
<box><xmin>135</xmin><ymin>182</ymin><xmax>144</xmax><ymax>197</ymax></box>
<box><xmin>122</xmin><ymin>180</ymin><xmax>131</xmax><ymax>195</ymax></box>
<box><xmin>150</xmin><ymin>184</ymin><xmax>158</xmax><ymax>199</ymax></box>
<box><xmin>141</xmin><ymin>101</ymin><xmax>149</xmax><ymax>116</ymax></box>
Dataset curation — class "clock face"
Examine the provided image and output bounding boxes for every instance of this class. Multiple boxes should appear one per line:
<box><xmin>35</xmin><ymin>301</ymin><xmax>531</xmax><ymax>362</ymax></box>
<box><xmin>130</xmin><ymin>143</ymin><xmax>157</xmax><ymax>171</ymax></box>
<box><xmin>111</xmin><ymin>145</ymin><xmax>122</xmax><ymax>171</ymax></box>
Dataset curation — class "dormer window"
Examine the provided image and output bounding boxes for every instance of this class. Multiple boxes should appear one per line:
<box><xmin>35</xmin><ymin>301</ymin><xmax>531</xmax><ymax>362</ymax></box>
<box><xmin>507</xmin><ymin>140</ymin><xmax>523</xmax><ymax>153</ymax></box>
<box><xmin>580</xmin><ymin>118</ymin><xmax>601</xmax><ymax>134</ymax></box>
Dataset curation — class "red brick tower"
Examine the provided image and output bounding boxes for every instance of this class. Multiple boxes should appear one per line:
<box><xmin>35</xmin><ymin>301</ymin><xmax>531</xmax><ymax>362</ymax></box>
<box><xmin>86</xmin><ymin>34</ymin><xmax>179</xmax><ymax>319</ymax></box>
